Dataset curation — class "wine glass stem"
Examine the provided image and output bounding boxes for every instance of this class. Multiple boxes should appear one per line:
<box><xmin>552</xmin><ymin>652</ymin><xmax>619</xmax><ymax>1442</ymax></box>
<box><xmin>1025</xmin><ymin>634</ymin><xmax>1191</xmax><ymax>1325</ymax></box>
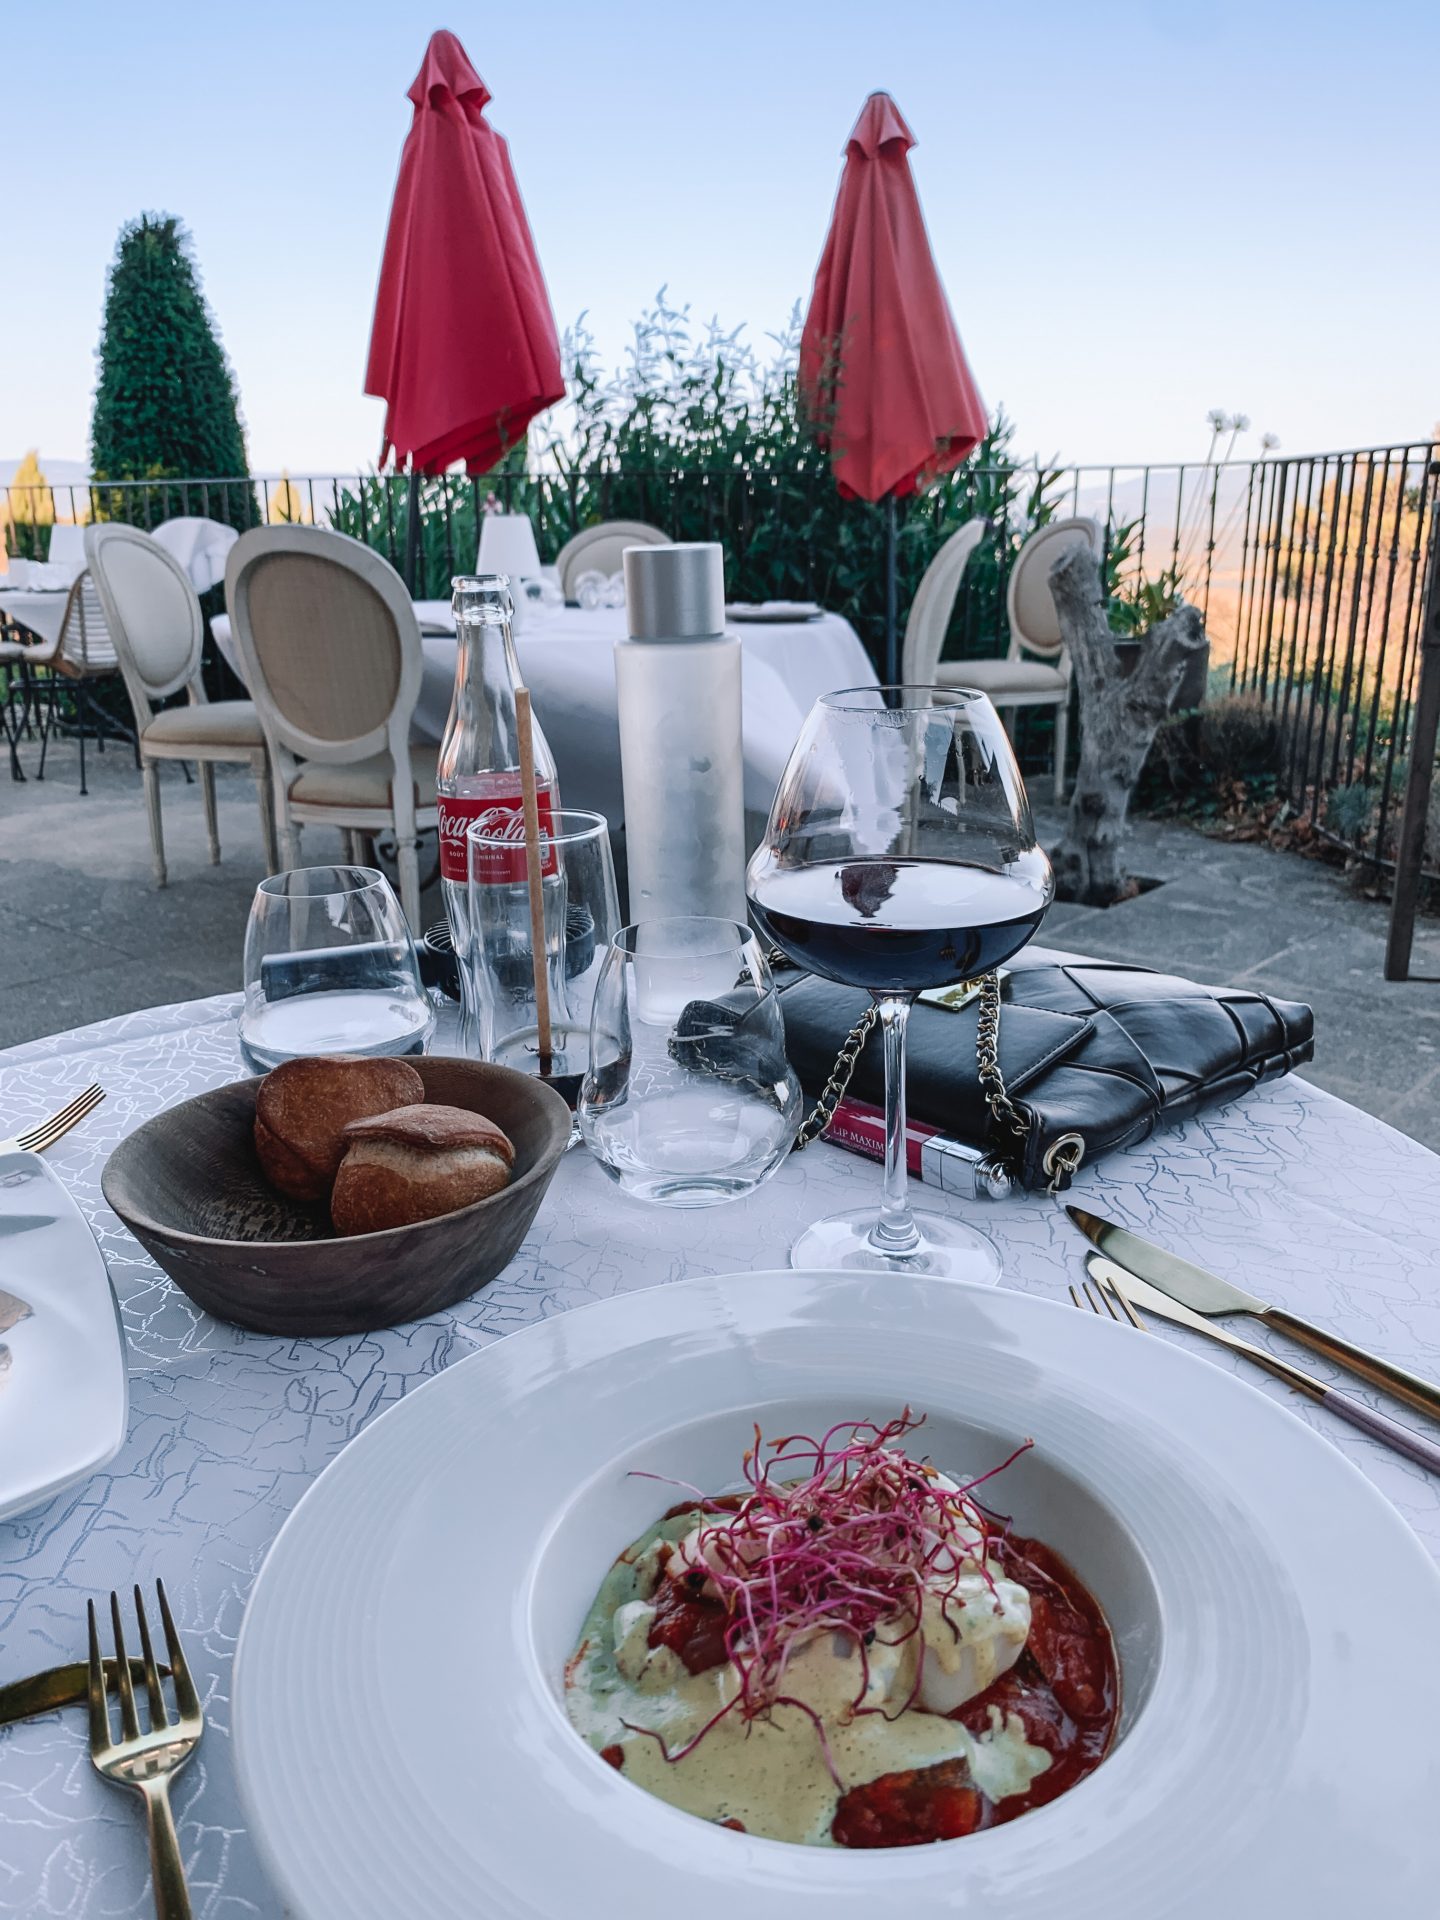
<box><xmin>872</xmin><ymin>991</ymin><xmax>920</xmax><ymax>1256</ymax></box>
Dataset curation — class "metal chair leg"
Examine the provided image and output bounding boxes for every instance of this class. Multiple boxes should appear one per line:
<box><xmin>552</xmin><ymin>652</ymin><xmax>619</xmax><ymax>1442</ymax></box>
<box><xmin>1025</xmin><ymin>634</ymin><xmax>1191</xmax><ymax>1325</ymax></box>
<box><xmin>35</xmin><ymin>675</ymin><xmax>54</xmax><ymax>780</ymax></box>
<box><xmin>1</xmin><ymin>687</ymin><xmax>21</xmax><ymax>783</ymax></box>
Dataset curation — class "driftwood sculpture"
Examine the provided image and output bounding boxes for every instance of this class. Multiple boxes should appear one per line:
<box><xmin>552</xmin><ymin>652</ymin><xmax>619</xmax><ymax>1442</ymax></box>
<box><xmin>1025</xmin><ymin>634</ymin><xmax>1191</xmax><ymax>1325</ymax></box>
<box><xmin>1047</xmin><ymin>543</ymin><xmax>1208</xmax><ymax>906</ymax></box>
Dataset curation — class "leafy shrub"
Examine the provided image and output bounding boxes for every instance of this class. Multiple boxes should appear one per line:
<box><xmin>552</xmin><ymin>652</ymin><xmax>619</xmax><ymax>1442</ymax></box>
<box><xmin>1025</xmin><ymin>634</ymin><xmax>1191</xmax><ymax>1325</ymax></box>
<box><xmin>1104</xmin><ymin>518</ymin><xmax>1183</xmax><ymax>635</ymax></box>
<box><xmin>1141</xmin><ymin>693</ymin><xmax>1281</xmax><ymax>808</ymax></box>
<box><xmin>1323</xmin><ymin>783</ymin><xmax>1377</xmax><ymax>843</ymax></box>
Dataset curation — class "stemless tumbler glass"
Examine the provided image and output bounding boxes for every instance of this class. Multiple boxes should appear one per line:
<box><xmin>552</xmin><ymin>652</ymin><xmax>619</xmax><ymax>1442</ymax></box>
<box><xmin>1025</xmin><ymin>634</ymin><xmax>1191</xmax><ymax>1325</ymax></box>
<box><xmin>579</xmin><ymin>916</ymin><xmax>801</xmax><ymax>1206</ymax></box>
<box><xmin>464</xmin><ymin>809</ymin><xmax>621</xmax><ymax>1107</ymax></box>
<box><xmin>238</xmin><ymin>865</ymin><xmax>434</xmax><ymax>1073</ymax></box>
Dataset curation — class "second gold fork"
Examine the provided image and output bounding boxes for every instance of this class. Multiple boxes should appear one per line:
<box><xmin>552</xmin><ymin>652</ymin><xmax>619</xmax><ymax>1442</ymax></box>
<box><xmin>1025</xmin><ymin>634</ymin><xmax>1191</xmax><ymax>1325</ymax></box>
<box><xmin>0</xmin><ymin>1083</ymin><xmax>106</xmax><ymax>1155</ymax></box>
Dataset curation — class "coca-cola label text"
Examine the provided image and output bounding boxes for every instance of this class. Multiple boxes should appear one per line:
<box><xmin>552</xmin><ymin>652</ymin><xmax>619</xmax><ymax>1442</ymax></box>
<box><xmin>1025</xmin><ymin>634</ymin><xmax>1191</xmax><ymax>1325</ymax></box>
<box><xmin>438</xmin><ymin>778</ymin><xmax>559</xmax><ymax>885</ymax></box>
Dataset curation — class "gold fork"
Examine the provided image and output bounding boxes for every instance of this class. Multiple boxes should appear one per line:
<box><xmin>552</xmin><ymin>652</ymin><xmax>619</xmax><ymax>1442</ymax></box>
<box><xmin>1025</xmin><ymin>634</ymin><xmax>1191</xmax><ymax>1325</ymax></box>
<box><xmin>0</xmin><ymin>1082</ymin><xmax>105</xmax><ymax>1154</ymax></box>
<box><xmin>1069</xmin><ymin>1272</ymin><xmax>1147</xmax><ymax>1328</ymax></box>
<box><xmin>87</xmin><ymin>1582</ymin><xmax>202</xmax><ymax>1920</ymax></box>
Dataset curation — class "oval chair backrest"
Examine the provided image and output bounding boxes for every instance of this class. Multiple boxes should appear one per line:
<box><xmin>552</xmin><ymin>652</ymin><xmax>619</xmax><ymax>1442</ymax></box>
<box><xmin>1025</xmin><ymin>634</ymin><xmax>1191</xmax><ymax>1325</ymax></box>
<box><xmin>554</xmin><ymin>520</ymin><xmax>670</xmax><ymax>599</ymax></box>
<box><xmin>56</xmin><ymin>572</ymin><xmax>120</xmax><ymax>673</ymax></box>
<box><xmin>225</xmin><ymin>526</ymin><xmax>422</xmax><ymax>762</ymax></box>
<box><xmin>901</xmin><ymin>520</ymin><xmax>989</xmax><ymax>686</ymax></box>
<box><xmin>84</xmin><ymin>524</ymin><xmax>201</xmax><ymax>697</ymax></box>
<box><xmin>1006</xmin><ymin>517</ymin><xmax>1101</xmax><ymax>661</ymax></box>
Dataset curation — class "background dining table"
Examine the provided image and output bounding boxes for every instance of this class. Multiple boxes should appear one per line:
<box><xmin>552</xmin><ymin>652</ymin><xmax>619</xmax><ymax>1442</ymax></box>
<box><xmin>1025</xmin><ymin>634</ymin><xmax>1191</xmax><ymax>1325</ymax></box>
<box><xmin>2</xmin><ymin>988</ymin><xmax>1439</xmax><ymax>1916</ymax></box>
<box><xmin>0</xmin><ymin>583</ymin><xmax>74</xmax><ymax>647</ymax></box>
<box><xmin>210</xmin><ymin>599</ymin><xmax>876</xmax><ymax>828</ymax></box>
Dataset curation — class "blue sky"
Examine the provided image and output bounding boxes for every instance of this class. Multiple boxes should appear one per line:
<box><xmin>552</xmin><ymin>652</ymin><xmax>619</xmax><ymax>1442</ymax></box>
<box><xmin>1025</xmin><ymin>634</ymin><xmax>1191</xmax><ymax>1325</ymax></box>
<box><xmin>3</xmin><ymin>0</ymin><xmax>1434</xmax><ymax>475</ymax></box>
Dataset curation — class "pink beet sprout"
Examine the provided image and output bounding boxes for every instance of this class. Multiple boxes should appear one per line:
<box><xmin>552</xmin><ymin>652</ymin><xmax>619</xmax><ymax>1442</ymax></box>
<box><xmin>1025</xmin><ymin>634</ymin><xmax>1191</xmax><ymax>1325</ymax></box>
<box><xmin>627</xmin><ymin>1411</ymin><xmax>1033</xmax><ymax>1768</ymax></box>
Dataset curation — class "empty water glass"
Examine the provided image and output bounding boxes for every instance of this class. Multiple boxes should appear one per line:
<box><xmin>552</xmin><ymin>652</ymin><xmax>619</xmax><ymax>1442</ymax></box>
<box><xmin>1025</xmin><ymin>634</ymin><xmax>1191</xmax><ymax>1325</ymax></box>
<box><xmin>238</xmin><ymin>866</ymin><xmax>434</xmax><ymax>1072</ymax></box>
<box><xmin>579</xmin><ymin>917</ymin><xmax>801</xmax><ymax>1206</ymax></box>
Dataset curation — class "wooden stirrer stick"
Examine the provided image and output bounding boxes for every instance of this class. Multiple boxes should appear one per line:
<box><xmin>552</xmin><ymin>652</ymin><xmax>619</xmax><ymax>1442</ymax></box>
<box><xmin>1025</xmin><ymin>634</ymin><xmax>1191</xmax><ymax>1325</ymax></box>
<box><xmin>514</xmin><ymin>686</ymin><xmax>553</xmax><ymax>1074</ymax></box>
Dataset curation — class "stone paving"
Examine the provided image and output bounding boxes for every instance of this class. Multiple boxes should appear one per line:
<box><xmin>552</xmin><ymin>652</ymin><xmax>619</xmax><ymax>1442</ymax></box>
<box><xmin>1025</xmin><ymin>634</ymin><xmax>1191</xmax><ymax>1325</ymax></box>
<box><xmin>3</xmin><ymin>731</ymin><xmax>1438</xmax><ymax>1150</ymax></box>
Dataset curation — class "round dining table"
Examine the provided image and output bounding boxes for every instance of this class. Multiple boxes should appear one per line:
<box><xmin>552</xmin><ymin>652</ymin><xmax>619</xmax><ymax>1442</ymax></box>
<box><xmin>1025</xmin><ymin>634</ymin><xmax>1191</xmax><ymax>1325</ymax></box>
<box><xmin>211</xmin><ymin>600</ymin><xmax>876</xmax><ymax>828</ymax></box>
<box><xmin>2</xmin><ymin>990</ymin><xmax>1439</xmax><ymax>1915</ymax></box>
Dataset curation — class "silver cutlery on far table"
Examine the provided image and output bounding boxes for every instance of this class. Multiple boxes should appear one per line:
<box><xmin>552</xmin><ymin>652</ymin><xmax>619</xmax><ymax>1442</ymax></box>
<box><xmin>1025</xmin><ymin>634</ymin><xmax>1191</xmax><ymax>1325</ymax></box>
<box><xmin>0</xmin><ymin>1082</ymin><xmax>106</xmax><ymax>1154</ymax></box>
<box><xmin>1066</xmin><ymin>1203</ymin><xmax>1440</xmax><ymax>1424</ymax></box>
<box><xmin>87</xmin><ymin>1582</ymin><xmax>202</xmax><ymax>1920</ymax></box>
<box><xmin>1081</xmin><ymin>1253</ymin><xmax>1440</xmax><ymax>1476</ymax></box>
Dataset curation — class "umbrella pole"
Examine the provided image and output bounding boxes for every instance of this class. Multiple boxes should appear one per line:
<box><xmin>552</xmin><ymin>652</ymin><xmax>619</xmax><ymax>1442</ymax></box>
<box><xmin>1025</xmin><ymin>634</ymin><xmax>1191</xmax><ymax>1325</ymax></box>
<box><xmin>885</xmin><ymin>492</ymin><xmax>899</xmax><ymax>684</ymax></box>
<box><xmin>404</xmin><ymin>470</ymin><xmax>422</xmax><ymax>596</ymax></box>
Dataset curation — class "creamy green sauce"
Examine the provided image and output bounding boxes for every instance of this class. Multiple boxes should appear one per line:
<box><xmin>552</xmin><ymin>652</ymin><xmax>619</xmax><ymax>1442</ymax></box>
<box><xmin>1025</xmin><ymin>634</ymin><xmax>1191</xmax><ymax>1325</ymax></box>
<box><xmin>564</xmin><ymin>1507</ymin><xmax>1050</xmax><ymax>1847</ymax></box>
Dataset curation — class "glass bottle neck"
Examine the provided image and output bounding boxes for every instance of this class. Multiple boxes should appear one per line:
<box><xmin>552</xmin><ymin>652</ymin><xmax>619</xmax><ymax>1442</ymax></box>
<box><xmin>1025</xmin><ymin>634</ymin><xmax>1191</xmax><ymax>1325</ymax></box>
<box><xmin>442</xmin><ymin>574</ymin><xmax>555</xmax><ymax>788</ymax></box>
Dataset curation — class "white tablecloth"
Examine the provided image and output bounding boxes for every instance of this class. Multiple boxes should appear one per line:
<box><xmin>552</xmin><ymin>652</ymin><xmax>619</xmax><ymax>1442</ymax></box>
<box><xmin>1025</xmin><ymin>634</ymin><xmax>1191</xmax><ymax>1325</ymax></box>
<box><xmin>0</xmin><ymin>586</ymin><xmax>70</xmax><ymax>648</ymax></box>
<box><xmin>2</xmin><ymin>995</ymin><xmax>1439</xmax><ymax>1914</ymax></box>
<box><xmin>211</xmin><ymin>602</ymin><xmax>875</xmax><ymax>825</ymax></box>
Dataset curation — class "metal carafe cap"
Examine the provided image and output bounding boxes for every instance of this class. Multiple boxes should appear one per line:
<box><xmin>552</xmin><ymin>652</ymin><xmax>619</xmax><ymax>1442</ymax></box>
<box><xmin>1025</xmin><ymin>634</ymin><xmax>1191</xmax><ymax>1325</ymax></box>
<box><xmin>623</xmin><ymin>542</ymin><xmax>726</xmax><ymax>641</ymax></box>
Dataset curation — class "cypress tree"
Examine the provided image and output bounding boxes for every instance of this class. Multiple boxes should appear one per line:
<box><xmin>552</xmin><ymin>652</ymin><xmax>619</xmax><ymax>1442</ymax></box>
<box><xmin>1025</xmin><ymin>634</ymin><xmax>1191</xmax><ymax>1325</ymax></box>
<box><xmin>90</xmin><ymin>213</ymin><xmax>255</xmax><ymax>529</ymax></box>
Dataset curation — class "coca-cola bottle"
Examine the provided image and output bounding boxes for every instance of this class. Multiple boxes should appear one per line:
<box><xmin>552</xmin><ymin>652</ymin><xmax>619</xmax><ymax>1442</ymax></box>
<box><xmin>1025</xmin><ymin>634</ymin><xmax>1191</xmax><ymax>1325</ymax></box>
<box><xmin>437</xmin><ymin>574</ymin><xmax>560</xmax><ymax>1056</ymax></box>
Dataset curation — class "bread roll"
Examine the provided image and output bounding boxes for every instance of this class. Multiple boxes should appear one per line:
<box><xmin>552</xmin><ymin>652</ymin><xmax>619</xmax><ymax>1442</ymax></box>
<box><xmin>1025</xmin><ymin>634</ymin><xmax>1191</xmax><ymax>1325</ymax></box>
<box><xmin>254</xmin><ymin>1055</ymin><xmax>426</xmax><ymax>1201</ymax></box>
<box><xmin>331</xmin><ymin>1103</ymin><xmax>516</xmax><ymax>1236</ymax></box>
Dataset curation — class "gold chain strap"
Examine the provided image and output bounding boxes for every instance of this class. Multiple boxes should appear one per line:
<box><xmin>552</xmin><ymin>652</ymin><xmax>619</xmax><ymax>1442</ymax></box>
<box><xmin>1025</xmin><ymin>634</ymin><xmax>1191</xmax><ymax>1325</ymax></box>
<box><xmin>975</xmin><ymin>969</ymin><xmax>1029</xmax><ymax>1141</ymax></box>
<box><xmin>779</xmin><ymin>958</ymin><xmax>1085</xmax><ymax>1194</ymax></box>
<box><xmin>782</xmin><ymin>958</ymin><xmax>1019</xmax><ymax>1160</ymax></box>
<box><xmin>791</xmin><ymin>1001</ymin><xmax>879</xmax><ymax>1149</ymax></box>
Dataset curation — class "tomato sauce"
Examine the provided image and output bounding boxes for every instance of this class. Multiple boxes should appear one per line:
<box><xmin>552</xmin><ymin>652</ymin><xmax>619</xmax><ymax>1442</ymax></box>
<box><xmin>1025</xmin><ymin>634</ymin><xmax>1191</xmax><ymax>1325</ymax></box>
<box><xmin>832</xmin><ymin>1532</ymin><xmax>1119</xmax><ymax>1847</ymax></box>
<box><xmin>645</xmin><ymin>1502</ymin><xmax>1119</xmax><ymax>1850</ymax></box>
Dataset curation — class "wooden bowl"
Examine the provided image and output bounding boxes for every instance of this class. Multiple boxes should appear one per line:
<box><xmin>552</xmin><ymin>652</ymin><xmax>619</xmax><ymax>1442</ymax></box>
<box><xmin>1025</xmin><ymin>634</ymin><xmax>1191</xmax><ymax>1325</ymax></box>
<box><xmin>101</xmin><ymin>1057</ymin><xmax>572</xmax><ymax>1337</ymax></box>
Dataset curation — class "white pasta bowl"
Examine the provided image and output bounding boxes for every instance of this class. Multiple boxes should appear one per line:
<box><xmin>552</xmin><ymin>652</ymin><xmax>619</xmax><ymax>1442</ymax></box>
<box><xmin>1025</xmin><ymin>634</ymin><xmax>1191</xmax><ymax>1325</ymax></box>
<box><xmin>234</xmin><ymin>1269</ymin><xmax>1440</xmax><ymax>1919</ymax></box>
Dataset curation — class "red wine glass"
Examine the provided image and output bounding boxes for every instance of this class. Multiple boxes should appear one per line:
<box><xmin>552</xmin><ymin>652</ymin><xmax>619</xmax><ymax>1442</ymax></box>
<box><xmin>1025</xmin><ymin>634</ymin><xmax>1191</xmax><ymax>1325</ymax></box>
<box><xmin>747</xmin><ymin>686</ymin><xmax>1053</xmax><ymax>1280</ymax></box>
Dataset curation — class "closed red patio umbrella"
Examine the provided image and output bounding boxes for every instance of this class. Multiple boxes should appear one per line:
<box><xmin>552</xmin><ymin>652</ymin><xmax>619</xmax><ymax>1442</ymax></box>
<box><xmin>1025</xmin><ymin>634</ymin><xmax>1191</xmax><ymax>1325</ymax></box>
<box><xmin>800</xmin><ymin>92</ymin><xmax>987</xmax><ymax>679</ymax></box>
<box><xmin>365</xmin><ymin>30</ymin><xmax>564</xmax><ymax>579</ymax></box>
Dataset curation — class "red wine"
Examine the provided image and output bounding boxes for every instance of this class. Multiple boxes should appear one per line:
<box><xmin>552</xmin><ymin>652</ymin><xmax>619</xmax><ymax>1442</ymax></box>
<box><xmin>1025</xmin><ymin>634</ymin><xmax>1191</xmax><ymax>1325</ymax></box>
<box><xmin>748</xmin><ymin>857</ymin><xmax>1050</xmax><ymax>992</ymax></box>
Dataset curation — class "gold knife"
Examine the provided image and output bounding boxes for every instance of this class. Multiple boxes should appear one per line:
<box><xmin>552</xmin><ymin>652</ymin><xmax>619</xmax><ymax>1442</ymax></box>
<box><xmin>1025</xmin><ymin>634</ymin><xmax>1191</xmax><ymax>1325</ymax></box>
<box><xmin>1086</xmin><ymin>1255</ymin><xmax>1440</xmax><ymax>1475</ymax></box>
<box><xmin>1068</xmin><ymin>1204</ymin><xmax>1440</xmax><ymax>1424</ymax></box>
<box><xmin>0</xmin><ymin>1658</ymin><xmax>167</xmax><ymax>1728</ymax></box>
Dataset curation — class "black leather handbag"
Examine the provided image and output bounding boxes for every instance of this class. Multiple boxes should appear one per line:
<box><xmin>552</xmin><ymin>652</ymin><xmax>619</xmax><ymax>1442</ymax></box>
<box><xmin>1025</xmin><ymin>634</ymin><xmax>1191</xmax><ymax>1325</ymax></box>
<box><xmin>777</xmin><ymin>946</ymin><xmax>1315</xmax><ymax>1195</ymax></box>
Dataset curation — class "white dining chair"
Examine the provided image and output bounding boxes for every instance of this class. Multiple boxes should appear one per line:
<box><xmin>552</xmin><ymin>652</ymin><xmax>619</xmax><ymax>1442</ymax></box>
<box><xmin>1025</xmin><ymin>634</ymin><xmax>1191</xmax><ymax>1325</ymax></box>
<box><xmin>900</xmin><ymin>520</ymin><xmax>989</xmax><ymax>687</ymax></box>
<box><xmin>85</xmin><ymin>523</ymin><xmax>277</xmax><ymax>883</ymax></box>
<box><xmin>929</xmin><ymin>517</ymin><xmax>1101</xmax><ymax>802</ymax></box>
<box><xmin>31</xmin><ymin>570</ymin><xmax>126</xmax><ymax>795</ymax></box>
<box><xmin>225</xmin><ymin>526</ymin><xmax>437</xmax><ymax>929</ymax></box>
<box><xmin>554</xmin><ymin>520</ymin><xmax>669</xmax><ymax>600</ymax></box>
